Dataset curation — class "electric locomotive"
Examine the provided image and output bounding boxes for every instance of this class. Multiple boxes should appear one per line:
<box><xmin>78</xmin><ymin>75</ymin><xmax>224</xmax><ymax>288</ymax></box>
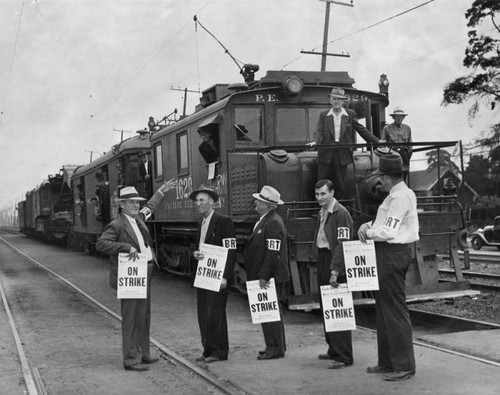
<box><xmin>69</xmin><ymin>131</ymin><xmax>151</xmax><ymax>252</ymax></box>
<box><xmin>146</xmin><ymin>69</ymin><xmax>471</xmax><ymax>309</ymax></box>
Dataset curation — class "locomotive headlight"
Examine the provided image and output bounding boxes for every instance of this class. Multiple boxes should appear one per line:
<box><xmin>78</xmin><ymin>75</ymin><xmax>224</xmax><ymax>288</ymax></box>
<box><xmin>283</xmin><ymin>75</ymin><xmax>303</xmax><ymax>95</ymax></box>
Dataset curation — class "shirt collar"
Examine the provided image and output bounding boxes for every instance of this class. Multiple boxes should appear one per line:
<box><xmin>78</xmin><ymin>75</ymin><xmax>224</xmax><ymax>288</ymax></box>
<box><xmin>124</xmin><ymin>213</ymin><xmax>136</xmax><ymax>224</ymax></box>
<box><xmin>327</xmin><ymin>107</ymin><xmax>348</xmax><ymax>117</ymax></box>
<box><xmin>322</xmin><ymin>198</ymin><xmax>337</xmax><ymax>214</ymax></box>
<box><xmin>389</xmin><ymin>180</ymin><xmax>406</xmax><ymax>194</ymax></box>
<box><xmin>202</xmin><ymin>210</ymin><xmax>215</xmax><ymax>224</ymax></box>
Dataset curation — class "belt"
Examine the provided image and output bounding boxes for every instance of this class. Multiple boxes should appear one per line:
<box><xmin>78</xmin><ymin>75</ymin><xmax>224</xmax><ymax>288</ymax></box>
<box><xmin>318</xmin><ymin>248</ymin><xmax>331</xmax><ymax>252</ymax></box>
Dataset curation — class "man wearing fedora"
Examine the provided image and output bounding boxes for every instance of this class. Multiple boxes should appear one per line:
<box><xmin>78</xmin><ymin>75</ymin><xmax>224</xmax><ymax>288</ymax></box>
<box><xmin>381</xmin><ymin>107</ymin><xmax>412</xmax><ymax>167</ymax></box>
<box><xmin>308</xmin><ymin>87</ymin><xmax>380</xmax><ymax>198</ymax></box>
<box><xmin>190</xmin><ymin>185</ymin><xmax>236</xmax><ymax>363</ymax></box>
<box><xmin>96</xmin><ymin>179</ymin><xmax>177</xmax><ymax>371</ymax></box>
<box><xmin>358</xmin><ymin>154</ymin><xmax>419</xmax><ymax>381</ymax></box>
<box><xmin>243</xmin><ymin>185</ymin><xmax>290</xmax><ymax>360</ymax></box>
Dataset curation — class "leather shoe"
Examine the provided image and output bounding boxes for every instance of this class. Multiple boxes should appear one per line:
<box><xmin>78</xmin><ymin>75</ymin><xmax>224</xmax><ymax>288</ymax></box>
<box><xmin>142</xmin><ymin>356</ymin><xmax>159</xmax><ymax>364</ymax></box>
<box><xmin>124</xmin><ymin>364</ymin><xmax>149</xmax><ymax>372</ymax></box>
<box><xmin>384</xmin><ymin>370</ymin><xmax>415</xmax><ymax>381</ymax></box>
<box><xmin>257</xmin><ymin>353</ymin><xmax>283</xmax><ymax>360</ymax></box>
<box><xmin>318</xmin><ymin>353</ymin><xmax>334</xmax><ymax>360</ymax></box>
<box><xmin>195</xmin><ymin>356</ymin><xmax>207</xmax><ymax>362</ymax></box>
<box><xmin>366</xmin><ymin>365</ymin><xmax>393</xmax><ymax>374</ymax></box>
<box><xmin>258</xmin><ymin>350</ymin><xmax>267</xmax><ymax>355</ymax></box>
<box><xmin>204</xmin><ymin>356</ymin><xmax>221</xmax><ymax>363</ymax></box>
<box><xmin>327</xmin><ymin>360</ymin><xmax>350</xmax><ymax>369</ymax></box>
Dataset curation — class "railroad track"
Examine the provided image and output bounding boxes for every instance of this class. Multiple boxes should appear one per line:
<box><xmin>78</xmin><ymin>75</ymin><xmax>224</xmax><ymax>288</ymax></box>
<box><xmin>0</xmin><ymin>235</ymin><xmax>243</xmax><ymax>395</ymax></box>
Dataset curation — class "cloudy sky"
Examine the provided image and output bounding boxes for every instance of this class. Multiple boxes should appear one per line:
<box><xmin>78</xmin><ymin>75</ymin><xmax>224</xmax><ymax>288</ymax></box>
<box><xmin>0</xmin><ymin>0</ymin><xmax>496</xmax><ymax>209</ymax></box>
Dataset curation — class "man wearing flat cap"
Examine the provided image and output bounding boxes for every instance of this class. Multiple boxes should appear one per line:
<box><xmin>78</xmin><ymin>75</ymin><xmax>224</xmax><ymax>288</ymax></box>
<box><xmin>190</xmin><ymin>185</ymin><xmax>236</xmax><ymax>363</ymax></box>
<box><xmin>243</xmin><ymin>185</ymin><xmax>290</xmax><ymax>360</ymax></box>
<box><xmin>96</xmin><ymin>179</ymin><xmax>177</xmax><ymax>371</ymax></box>
<box><xmin>381</xmin><ymin>107</ymin><xmax>412</xmax><ymax>167</ymax></box>
<box><xmin>358</xmin><ymin>154</ymin><xmax>418</xmax><ymax>382</ymax></box>
<box><xmin>308</xmin><ymin>87</ymin><xmax>380</xmax><ymax>198</ymax></box>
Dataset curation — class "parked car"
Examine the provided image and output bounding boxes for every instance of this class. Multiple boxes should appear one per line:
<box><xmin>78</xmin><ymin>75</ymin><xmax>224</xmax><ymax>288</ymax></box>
<box><xmin>470</xmin><ymin>216</ymin><xmax>500</xmax><ymax>250</ymax></box>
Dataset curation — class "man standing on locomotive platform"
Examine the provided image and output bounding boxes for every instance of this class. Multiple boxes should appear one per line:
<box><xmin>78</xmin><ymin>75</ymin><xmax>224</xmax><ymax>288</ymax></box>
<box><xmin>96</xmin><ymin>179</ymin><xmax>177</xmax><ymax>372</ymax></box>
<box><xmin>190</xmin><ymin>185</ymin><xmax>237</xmax><ymax>363</ymax></box>
<box><xmin>358</xmin><ymin>154</ymin><xmax>419</xmax><ymax>381</ymax></box>
<box><xmin>307</xmin><ymin>87</ymin><xmax>380</xmax><ymax>198</ymax></box>
<box><xmin>381</xmin><ymin>107</ymin><xmax>412</xmax><ymax>167</ymax></box>
<box><xmin>313</xmin><ymin>179</ymin><xmax>354</xmax><ymax>369</ymax></box>
<box><xmin>243</xmin><ymin>185</ymin><xmax>290</xmax><ymax>360</ymax></box>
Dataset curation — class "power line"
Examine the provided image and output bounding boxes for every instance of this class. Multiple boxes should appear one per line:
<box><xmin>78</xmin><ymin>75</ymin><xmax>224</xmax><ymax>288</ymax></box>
<box><xmin>282</xmin><ymin>0</ymin><xmax>435</xmax><ymax>69</ymax></box>
<box><xmin>1</xmin><ymin>1</ymin><xmax>24</xmax><ymax>117</ymax></box>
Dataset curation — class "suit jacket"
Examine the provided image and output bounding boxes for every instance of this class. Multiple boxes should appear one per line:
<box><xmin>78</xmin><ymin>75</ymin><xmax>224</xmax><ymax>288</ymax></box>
<box><xmin>243</xmin><ymin>210</ymin><xmax>290</xmax><ymax>283</ymax></box>
<box><xmin>96</xmin><ymin>190</ymin><xmax>164</xmax><ymax>289</ymax></box>
<box><xmin>314</xmin><ymin>108</ymin><xmax>379</xmax><ymax>166</ymax></box>
<box><xmin>195</xmin><ymin>211</ymin><xmax>237</xmax><ymax>281</ymax></box>
<box><xmin>139</xmin><ymin>160</ymin><xmax>152</xmax><ymax>179</ymax></box>
<box><xmin>311</xmin><ymin>200</ymin><xmax>353</xmax><ymax>274</ymax></box>
<box><xmin>198</xmin><ymin>141</ymin><xmax>219</xmax><ymax>163</ymax></box>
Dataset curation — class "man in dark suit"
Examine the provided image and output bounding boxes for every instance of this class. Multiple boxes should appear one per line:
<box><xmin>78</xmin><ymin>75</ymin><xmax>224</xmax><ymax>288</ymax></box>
<box><xmin>138</xmin><ymin>153</ymin><xmax>153</xmax><ymax>197</ymax></box>
<box><xmin>96</xmin><ymin>180</ymin><xmax>177</xmax><ymax>371</ymax></box>
<box><xmin>312</xmin><ymin>179</ymin><xmax>354</xmax><ymax>369</ymax></box>
<box><xmin>308</xmin><ymin>87</ymin><xmax>380</xmax><ymax>197</ymax></box>
<box><xmin>243</xmin><ymin>185</ymin><xmax>290</xmax><ymax>360</ymax></box>
<box><xmin>190</xmin><ymin>185</ymin><xmax>236</xmax><ymax>363</ymax></box>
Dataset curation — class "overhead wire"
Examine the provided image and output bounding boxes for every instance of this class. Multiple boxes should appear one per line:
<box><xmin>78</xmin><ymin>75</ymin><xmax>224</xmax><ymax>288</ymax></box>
<box><xmin>282</xmin><ymin>0</ymin><xmax>436</xmax><ymax>69</ymax></box>
<box><xmin>1</xmin><ymin>1</ymin><xmax>24</xmax><ymax>119</ymax></box>
<box><xmin>92</xmin><ymin>1</ymin><xmax>213</xmax><ymax>119</ymax></box>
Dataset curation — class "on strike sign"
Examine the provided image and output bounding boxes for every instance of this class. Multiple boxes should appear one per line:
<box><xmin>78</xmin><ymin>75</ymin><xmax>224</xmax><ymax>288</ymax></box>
<box><xmin>342</xmin><ymin>240</ymin><xmax>379</xmax><ymax>291</ymax></box>
<box><xmin>320</xmin><ymin>285</ymin><xmax>356</xmax><ymax>332</ymax></box>
<box><xmin>117</xmin><ymin>253</ymin><xmax>148</xmax><ymax>299</ymax></box>
<box><xmin>246</xmin><ymin>278</ymin><xmax>281</xmax><ymax>324</ymax></box>
<box><xmin>193</xmin><ymin>243</ymin><xmax>228</xmax><ymax>292</ymax></box>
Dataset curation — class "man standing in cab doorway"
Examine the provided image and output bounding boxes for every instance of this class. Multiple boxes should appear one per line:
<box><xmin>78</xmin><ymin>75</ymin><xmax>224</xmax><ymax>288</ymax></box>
<box><xmin>308</xmin><ymin>87</ymin><xmax>380</xmax><ymax>198</ymax></box>
<box><xmin>191</xmin><ymin>185</ymin><xmax>236</xmax><ymax>363</ymax></box>
<box><xmin>313</xmin><ymin>179</ymin><xmax>354</xmax><ymax>369</ymax></box>
<box><xmin>358</xmin><ymin>154</ymin><xmax>418</xmax><ymax>381</ymax></box>
<box><xmin>381</xmin><ymin>107</ymin><xmax>412</xmax><ymax>167</ymax></box>
<box><xmin>243</xmin><ymin>186</ymin><xmax>290</xmax><ymax>360</ymax></box>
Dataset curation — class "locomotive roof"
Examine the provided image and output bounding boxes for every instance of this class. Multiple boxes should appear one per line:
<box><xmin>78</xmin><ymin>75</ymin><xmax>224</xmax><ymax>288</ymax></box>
<box><xmin>73</xmin><ymin>134</ymin><xmax>151</xmax><ymax>177</ymax></box>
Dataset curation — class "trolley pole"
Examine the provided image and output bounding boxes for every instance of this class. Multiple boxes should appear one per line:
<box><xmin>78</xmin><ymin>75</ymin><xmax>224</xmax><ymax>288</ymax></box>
<box><xmin>113</xmin><ymin>128</ymin><xmax>132</xmax><ymax>142</ymax></box>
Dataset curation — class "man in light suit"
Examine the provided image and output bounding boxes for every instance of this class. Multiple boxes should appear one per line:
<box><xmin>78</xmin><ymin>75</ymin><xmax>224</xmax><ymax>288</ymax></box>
<box><xmin>308</xmin><ymin>87</ymin><xmax>380</xmax><ymax>197</ymax></box>
<box><xmin>191</xmin><ymin>185</ymin><xmax>236</xmax><ymax>363</ymax></box>
<box><xmin>96</xmin><ymin>180</ymin><xmax>176</xmax><ymax>371</ymax></box>
<box><xmin>243</xmin><ymin>185</ymin><xmax>290</xmax><ymax>360</ymax></box>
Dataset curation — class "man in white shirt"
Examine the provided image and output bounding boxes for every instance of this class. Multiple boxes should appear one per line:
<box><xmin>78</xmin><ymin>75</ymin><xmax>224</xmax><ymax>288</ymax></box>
<box><xmin>358</xmin><ymin>154</ymin><xmax>418</xmax><ymax>381</ymax></box>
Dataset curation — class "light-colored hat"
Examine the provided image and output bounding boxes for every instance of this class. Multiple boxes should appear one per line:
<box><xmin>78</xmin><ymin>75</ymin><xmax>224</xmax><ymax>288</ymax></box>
<box><xmin>189</xmin><ymin>185</ymin><xmax>219</xmax><ymax>202</ymax></box>
<box><xmin>328</xmin><ymin>87</ymin><xmax>346</xmax><ymax>99</ymax></box>
<box><xmin>390</xmin><ymin>107</ymin><xmax>407</xmax><ymax>117</ymax></box>
<box><xmin>372</xmin><ymin>154</ymin><xmax>409</xmax><ymax>175</ymax></box>
<box><xmin>252</xmin><ymin>185</ymin><xmax>284</xmax><ymax>205</ymax></box>
<box><xmin>118</xmin><ymin>186</ymin><xmax>146</xmax><ymax>201</ymax></box>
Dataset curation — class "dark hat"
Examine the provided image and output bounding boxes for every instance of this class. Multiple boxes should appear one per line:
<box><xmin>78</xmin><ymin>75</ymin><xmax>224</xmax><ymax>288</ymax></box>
<box><xmin>118</xmin><ymin>186</ymin><xmax>146</xmax><ymax>201</ymax></box>
<box><xmin>328</xmin><ymin>87</ymin><xmax>346</xmax><ymax>99</ymax></box>
<box><xmin>252</xmin><ymin>185</ymin><xmax>284</xmax><ymax>205</ymax></box>
<box><xmin>189</xmin><ymin>185</ymin><xmax>219</xmax><ymax>202</ymax></box>
<box><xmin>372</xmin><ymin>154</ymin><xmax>408</xmax><ymax>175</ymax></box>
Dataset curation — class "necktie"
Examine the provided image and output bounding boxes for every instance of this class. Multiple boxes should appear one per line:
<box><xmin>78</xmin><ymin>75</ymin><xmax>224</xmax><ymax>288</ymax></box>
<box><xmin>136</xmin><ymin>219</ymin><xmax>153</xmax><ymax>248</ymax></box>
<box><xmin>199</xmin><ymin>218</ymin><xmax>209</xmax><ymax>247</ymax></box>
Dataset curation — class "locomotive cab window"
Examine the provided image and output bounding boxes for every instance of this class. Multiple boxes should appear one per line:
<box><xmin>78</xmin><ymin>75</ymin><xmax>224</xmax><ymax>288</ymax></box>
<box><xmin>153</xmin><ymin>143</ymin><xmax>163</xmax><ymax>179</ymax></box>
<box><xmin>233</xmin><ymin>106</ymin><xmax>263</xmax><ymax>144</ymax></box>
<box><xmin>276</xmin><ymin>106</ymin><xmax>330</xmax><ymax>143</ymax></box>
<box><xmin>176</xmin><ymin>132</ymin><xmax>189</xmax><ymax>176</ymax></box>
<box><xmin>197</xmin><ymin>121</ymin><xmax>220</xmax><ymax>164</ymax></box>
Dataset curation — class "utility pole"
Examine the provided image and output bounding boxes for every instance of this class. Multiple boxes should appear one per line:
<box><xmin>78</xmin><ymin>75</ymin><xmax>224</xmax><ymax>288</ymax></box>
<box><xmin>301</xmin><ymin>0</ymin><xmax>353</xmax><ymax>71</ymax></box>
<box><xmin>113</xmin><ymin>128</ymin><xmax>132</xmax><ymax>142</ymax></box>
<box><xmin>84</xmin><ymin>150</ymin><xmax>101</xmax><ymax>162</ymax></box>
<box><xmin>170</xmin><ymin>86</ymin><xmax>200</xmax><ymax>118</ymax></box>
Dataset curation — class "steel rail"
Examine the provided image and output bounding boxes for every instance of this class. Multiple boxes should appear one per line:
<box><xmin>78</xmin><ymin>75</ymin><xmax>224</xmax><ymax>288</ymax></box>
<box><xmin>0</xmin><ymin>235</ymin><xmax>246</xmax><ymax>395</ymax></box>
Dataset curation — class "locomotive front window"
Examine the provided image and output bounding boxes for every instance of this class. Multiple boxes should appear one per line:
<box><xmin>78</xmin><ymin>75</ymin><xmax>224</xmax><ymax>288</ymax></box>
<box><xmin>176</xmin><ymin>132</ymin><xmax>189</xmax><ymax>175</ymax></box>
<box><xmin>234</xmin><ymin>107</ymin><xmax>263</xmax><ymax>143</ymax></box>
<box><xmin>276</xmin><ymin>108</ymin><xmax>306</xmax><ymax>142</ymax></box>
<box><xmin>308</xmin><ymin>107</ymin><xmax>329</xmax><ymax>141</ymax></box>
